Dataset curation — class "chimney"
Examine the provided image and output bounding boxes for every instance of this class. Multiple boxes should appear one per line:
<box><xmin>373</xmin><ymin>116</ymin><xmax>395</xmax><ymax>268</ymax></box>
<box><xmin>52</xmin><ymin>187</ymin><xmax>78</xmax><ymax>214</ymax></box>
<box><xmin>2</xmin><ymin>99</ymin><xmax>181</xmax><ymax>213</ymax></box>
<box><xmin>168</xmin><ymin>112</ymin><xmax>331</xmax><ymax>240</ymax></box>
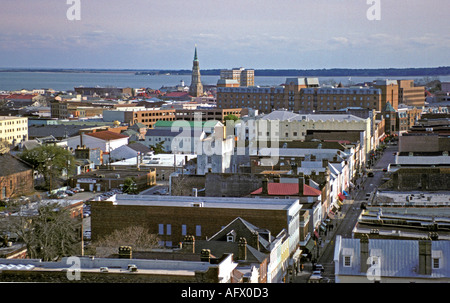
<box><xmin>360</xmin><ymin>234</ymin><xmax>369</xmax><ymax>273</ymax></box>
<box><xmin>262</xmin><ymin>179</ymin><xmax>269</xmax><ymax>195</ymax></box>
<box><xmin>182</xmin><ymin>235</ymin><xmax>195</xmax><ymax>253</ymax></box>
<box><xmin>298</xmin><ymin>177</ymin><xmax>305</xmax><ymax>196</ymax></box>
<box><xmin>238</xmin><ymin>237</ymin><xmax>247</xmax><ymax>261</ymax></box>
<box><xmin>273</xmin><ymin>174</ymin><xmax>280</xmax><ymax>183</ymax></box>
<box><xmin>200</xmin><ymin>249</ymin><xmax>211</xmax><ymax>263</ymax></box>
<box><xmin>322</xmin><ymin>159</ymin><xmax>328</xmax><ymax>168</ymax></box>
<box><xmin>252</xmin><ymin>231</ymin><xmax>260</xmax><ymax>251</ymax></box>
<box><xmin>118</xmin><ymin>246</ymin><xmax>132</xmax><ymax>259</ymax></box>
<box><xmin>304</xmin><ymin>175</ymin><xmax>310</xmax><ymax>186</ymax></box>
<box><xmin>418</xmin><ymin>239</ymin><xmax>432</xmax><ymax>275</ymax></box>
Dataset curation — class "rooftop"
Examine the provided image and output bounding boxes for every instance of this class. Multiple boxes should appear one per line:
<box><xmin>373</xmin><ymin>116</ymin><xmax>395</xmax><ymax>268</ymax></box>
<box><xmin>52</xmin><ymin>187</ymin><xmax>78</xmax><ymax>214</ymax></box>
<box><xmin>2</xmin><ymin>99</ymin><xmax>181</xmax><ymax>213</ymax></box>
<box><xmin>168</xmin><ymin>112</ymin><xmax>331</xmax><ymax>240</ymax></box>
<box><xmin>335</xmin><ymin>236</ymin><xmax>450</xmax><ymax>278</ymax></box>
<box><xmin>0</xmin><ymin>256</ymin><xmax>216</xmax><ymax>277</ymax></box>
<box><xmin>373</xmin><ymin>191</ymin><xmax>450</xmax><ymax>207</ymax></box>
<box><xmin>251</xmin><ymin>183</ymin><xmax>322</xmax><ymax>197</ymax></box>
<box><xmin>103</xmin><ymin>194</ymin><xmax>301</xmax><ymax>211</ymax></box>
<box><xmin>86</xmin><ymin>131</ymin><xmax>129</xmax><ymax>141</ymax></box>
<box><xmin>258</xmin><ymin>110</ymin><xmax>367</xmax><ymax>122</ymax></box>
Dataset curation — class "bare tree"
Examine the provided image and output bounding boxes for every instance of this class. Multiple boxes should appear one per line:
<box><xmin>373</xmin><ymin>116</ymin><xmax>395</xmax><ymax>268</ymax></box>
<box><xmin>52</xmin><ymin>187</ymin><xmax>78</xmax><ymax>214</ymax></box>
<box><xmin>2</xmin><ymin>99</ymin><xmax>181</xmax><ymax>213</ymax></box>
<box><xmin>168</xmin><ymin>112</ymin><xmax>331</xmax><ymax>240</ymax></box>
<box><xmin>7</xmin><ymin>200</ymin><xmax>81</xmax><ymax>261</ymax></box>
<box><xmin>89</xmin><ymin>226</ymin><xmax>160</xmax><ymax>258</ymax></box>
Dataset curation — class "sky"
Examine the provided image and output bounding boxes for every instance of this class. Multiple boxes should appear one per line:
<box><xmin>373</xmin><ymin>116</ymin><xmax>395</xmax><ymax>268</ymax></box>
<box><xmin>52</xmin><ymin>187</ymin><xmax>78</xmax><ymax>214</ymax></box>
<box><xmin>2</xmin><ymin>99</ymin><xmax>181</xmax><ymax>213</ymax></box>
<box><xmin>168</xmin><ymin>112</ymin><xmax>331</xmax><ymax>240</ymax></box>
<box><xmin>0</xmin><ymin>0</ymin><xmax>449</xmax><ymax>70</ymax></box>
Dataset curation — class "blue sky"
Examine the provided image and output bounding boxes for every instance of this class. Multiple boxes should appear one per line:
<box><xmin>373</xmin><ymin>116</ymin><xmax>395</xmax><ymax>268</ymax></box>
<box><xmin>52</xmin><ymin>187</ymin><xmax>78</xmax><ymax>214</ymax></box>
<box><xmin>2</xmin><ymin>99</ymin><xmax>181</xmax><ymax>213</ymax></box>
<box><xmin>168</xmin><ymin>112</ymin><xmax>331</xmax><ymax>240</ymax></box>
<box><xmin>0</xmin><ymin>0</ymin><xmax>448</xmax><ymax>70</ymax></box>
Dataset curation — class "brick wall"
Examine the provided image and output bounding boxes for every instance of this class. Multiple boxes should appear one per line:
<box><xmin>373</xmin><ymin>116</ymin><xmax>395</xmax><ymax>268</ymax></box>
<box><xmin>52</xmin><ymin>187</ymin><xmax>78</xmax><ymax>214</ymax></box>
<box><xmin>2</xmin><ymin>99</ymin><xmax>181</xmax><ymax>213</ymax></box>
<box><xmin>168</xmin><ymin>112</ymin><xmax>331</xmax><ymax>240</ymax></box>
<box><xmin>91</xmin><ymin>201</ymin><xmax>289</xmax><ymax>247</ymax></box>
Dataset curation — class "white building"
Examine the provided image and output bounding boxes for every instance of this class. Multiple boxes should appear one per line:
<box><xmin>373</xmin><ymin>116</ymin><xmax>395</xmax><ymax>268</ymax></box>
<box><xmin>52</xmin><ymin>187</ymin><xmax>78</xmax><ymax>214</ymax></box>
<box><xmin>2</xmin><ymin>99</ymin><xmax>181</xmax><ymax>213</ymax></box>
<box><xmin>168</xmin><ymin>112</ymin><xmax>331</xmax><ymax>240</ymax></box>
<box><xmin>66</xmin><ymin>130</ymin><xmax>129</xmax><ymax>153</ymax></box>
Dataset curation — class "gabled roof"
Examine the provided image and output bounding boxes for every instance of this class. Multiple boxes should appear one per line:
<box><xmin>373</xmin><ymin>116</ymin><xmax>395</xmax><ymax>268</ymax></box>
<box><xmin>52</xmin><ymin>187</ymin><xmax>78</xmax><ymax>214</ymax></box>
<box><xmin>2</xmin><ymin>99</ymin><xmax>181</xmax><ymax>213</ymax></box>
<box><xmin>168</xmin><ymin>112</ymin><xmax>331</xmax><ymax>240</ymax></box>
<box><xmin>208</xmin><ymin>217</ymin><xmax>272</xmax><ymax>250</ymax></box>
<box><xmin>85</xmin><ymin>131</ymin><xmax>129</xmax><ymax>141</ymax></box>
<box><xmin>0</xmin><ymin>153</ymin><xmax>33</xmax><ymax>176</ymax></box>
<box><xmin>251</xmin><ymin>182</ymin><xmax>322</xmax><ymax>196</ymax></box>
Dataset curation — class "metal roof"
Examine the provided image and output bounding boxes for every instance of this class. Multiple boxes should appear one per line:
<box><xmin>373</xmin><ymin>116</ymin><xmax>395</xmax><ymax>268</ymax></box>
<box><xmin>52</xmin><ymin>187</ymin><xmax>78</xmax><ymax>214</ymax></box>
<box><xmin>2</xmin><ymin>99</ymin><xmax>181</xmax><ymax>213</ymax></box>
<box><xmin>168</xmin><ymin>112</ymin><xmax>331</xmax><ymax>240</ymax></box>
<box><xmin>335</xmin><ymin>236</ymin><xmax>450</xmax><ymax>279</ymax></box>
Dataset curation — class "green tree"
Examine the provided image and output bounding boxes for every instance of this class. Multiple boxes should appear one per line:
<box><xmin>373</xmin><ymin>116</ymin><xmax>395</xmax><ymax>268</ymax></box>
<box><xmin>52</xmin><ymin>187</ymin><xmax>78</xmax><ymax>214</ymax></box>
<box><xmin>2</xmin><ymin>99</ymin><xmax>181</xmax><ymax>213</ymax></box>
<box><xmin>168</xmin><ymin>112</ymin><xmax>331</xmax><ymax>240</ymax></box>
<box><xmin>122</xmin><ymin>177</ymin><xmax>138</xmax><ymax>194</ymax></box>
<box><xmin>150</xmin><ymin>141</ymin><xmax>166</xmax><ymax>154</ymax></box>
<box><xmin>224</xmin><ymin>114</ymin><xmax>239</xmax><ymax>122</ymax></box>
<box><xmin>19</xmin><ymin>145</ymin><xmax>75</xmax><ymax>191</ymax></box>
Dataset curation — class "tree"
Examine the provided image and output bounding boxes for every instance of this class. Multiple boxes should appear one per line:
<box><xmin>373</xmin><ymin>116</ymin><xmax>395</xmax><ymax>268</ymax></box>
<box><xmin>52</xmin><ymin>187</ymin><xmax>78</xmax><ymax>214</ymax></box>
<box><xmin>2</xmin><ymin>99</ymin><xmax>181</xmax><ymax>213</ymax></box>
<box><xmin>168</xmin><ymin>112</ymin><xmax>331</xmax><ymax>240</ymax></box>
<box><xmin>19</xmin><ymin>145</ymin><xmax>75</xmax><ymax>191</ymax></box>
<box><xmin>224</xmin><ymin>114</ymin><xmax>239</xmax><ymax>123</ymax></box>
<box><xmin>150</xmin><ymin>141</ymin><xmax>166</xmax><ymax>154</ymax></box>
<box><xmin>89</xmin><ymin>226</ymin><xmax>160</xmax><ymax>257</ymax></box>
<box><xmin>8</xmin><ymin>201</ymin><xmax>80</xmax><ymax>261</ymax></box>
<box><xmin>122</xmin><ymin>177</ymin><xmax>138</xmax><ymax>194</ymax></box>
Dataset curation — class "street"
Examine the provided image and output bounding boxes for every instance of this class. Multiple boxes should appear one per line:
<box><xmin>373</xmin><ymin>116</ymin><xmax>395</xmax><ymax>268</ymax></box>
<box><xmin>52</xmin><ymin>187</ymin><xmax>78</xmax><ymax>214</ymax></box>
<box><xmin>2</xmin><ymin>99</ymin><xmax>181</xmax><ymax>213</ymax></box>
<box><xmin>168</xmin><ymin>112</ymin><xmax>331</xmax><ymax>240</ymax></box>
<box><xmin>293</xmin><ymin>143</ymin><xmax>398</xmax><ymax>283</ymax></box>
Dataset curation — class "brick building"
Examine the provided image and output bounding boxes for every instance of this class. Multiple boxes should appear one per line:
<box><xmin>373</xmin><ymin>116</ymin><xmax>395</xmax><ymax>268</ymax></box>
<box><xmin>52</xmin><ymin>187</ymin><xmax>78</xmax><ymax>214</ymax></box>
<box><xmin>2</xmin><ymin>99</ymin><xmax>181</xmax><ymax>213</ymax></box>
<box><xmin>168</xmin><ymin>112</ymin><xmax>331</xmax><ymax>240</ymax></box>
<box><xmin>0</xmin><ymin>153</ymin><xmax>34</xmax><ymax>200</ymax></box>
<box><xmin>90</xmin><ymin>195</ymin><xmax>302</xmax><ymax>259</ymax></box>
<box><xmin>219</xmin><ymin>68</ymin><xmax>255</xmax><ymax>87</ymax></box>
<box><xmin>398</xmin><ymin>80</ymin><xmax>425</xmax><ymax>107</ymax></box>
<box><xmin>69</xmin><ymin>167</ymin><xmax>156</xmax><ymax>192</ymax></box>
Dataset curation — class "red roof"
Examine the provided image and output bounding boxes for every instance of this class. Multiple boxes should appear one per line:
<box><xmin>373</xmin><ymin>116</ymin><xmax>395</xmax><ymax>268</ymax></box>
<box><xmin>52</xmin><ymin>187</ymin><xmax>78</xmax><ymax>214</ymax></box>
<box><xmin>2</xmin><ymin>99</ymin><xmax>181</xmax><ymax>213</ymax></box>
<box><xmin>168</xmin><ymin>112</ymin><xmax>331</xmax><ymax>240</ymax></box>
<box><xmin>251</xmin><ymin>183</ymin><xmax>322</xmax><ymax>196</ymax></box>
<box><xmin>6</xmin><ymin>94</ymin><xmax>36</xmax><ymax>100</ymax></box>
<box><xmin>85</xmin><ymin>131</ymin><xmax>129</xmax><ymax>141</ymax></box>
<box><xmin>165</xmin><ymin>92</ymin><xmax>189</xmax><ymax>97</ymax></box>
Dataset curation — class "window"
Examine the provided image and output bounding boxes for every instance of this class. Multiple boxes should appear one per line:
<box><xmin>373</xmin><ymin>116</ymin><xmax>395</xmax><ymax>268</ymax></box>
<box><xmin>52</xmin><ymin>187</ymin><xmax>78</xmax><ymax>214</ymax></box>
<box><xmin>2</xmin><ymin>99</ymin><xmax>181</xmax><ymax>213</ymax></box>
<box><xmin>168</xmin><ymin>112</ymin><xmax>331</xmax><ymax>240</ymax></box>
<box><xmin>344</xmin><ymin>256</ymin><xmax>352</xmax><ymax>267</ymax></box>
<box><xmin>181</xmin><ymin>224</ymin><xmax>187</xmax><ymax>236</ymax></box>
<box><xmin>432</xmin><ymin>251</ymin><xmax>442</xmax><ymax>269</ymax></box>
<box><xmin>158</xmin><ymin>224</ymin><xmax>164</xmax><ymax>235</ymax></box>
<box><xmin>433</xmin><ymin>258</ymin><xmax>440</xmax><ymax>269</ymax></box>
<box><xmin>166</xmin><ymin>224</ymin><xmax>171</xmax><ymax>236</ymax></box>
<box><xmin>196</xmin><ymin>225</ymin><xmax>202</xmax><ymax>237</ymax></box>
<box><xmin>342</xmin><ymin>248</ymin><xmax>353</xmax><ymax>267</ymax></box>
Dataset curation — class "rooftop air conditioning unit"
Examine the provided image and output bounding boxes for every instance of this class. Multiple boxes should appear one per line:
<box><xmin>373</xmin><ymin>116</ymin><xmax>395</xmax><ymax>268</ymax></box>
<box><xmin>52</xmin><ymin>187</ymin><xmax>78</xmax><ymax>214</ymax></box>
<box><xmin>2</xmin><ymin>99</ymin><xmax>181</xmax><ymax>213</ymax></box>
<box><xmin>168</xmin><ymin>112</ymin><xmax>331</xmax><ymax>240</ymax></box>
<box><xmin>128</xmin><ymin>264</ymin><xmax>137</xmax><ymax>272</ymax></box>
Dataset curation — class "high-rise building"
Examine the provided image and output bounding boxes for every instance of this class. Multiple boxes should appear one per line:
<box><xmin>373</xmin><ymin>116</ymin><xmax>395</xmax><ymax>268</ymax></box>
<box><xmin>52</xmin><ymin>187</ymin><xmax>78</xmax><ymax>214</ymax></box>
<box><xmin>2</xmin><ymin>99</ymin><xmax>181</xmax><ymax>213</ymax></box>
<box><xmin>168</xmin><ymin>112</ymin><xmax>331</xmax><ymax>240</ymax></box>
<box><xmin>189</xmin><ymin>46</ymin><xmax>204</xmax><ymax>97</ymax></box>
<box><xmin>398</xmin><ymin>80</ymin><xmax>425</xmax><ymax>107</ymax></box>
<box><xmin>219</xmin><ymin>68</ymin><xmax>255</xmax><ymax>87</ymax></box>
<box><xmin>373</xmin><ymin>80</ymin><xmax>399</xmax><ymax>110</ymax></box>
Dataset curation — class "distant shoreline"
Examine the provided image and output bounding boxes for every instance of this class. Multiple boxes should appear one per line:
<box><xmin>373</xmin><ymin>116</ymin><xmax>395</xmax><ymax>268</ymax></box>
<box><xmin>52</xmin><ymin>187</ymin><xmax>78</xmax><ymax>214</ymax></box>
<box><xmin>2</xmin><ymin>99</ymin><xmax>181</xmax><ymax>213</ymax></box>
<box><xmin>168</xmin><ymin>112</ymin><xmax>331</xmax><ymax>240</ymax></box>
<box><xmin>0</xmin><ymin>67</ymin><xmax>449</xmax><ymax>77</ymax></box>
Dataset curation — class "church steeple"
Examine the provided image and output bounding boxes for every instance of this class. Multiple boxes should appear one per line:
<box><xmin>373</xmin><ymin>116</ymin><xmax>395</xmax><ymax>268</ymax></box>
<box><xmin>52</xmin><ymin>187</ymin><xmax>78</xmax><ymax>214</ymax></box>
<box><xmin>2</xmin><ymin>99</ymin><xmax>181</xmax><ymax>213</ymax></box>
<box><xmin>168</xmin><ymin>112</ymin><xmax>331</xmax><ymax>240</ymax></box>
<box><xmin>189</xmin><ymin>45</ymin><xmax>203</xmax><ymax>97</ymax></box>
<box><xmin>194</xmin><ymin>45</ymin><xmax>198</xmax><ymax>61</ymax></box>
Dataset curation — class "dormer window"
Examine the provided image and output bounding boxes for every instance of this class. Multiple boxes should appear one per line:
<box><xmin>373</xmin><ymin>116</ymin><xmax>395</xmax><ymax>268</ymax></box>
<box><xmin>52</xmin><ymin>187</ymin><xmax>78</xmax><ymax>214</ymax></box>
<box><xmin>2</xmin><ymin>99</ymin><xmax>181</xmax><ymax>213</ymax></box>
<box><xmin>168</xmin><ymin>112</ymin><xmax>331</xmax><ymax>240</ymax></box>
<box><xmin>227</xmin><ymin>230</ymin><xmax>236</xmax><ymax>242</ymax></box>
<box><xmin>342</xmin><ymin>248</ymin><xmax>354</xmax><ymax>267</ymax></box>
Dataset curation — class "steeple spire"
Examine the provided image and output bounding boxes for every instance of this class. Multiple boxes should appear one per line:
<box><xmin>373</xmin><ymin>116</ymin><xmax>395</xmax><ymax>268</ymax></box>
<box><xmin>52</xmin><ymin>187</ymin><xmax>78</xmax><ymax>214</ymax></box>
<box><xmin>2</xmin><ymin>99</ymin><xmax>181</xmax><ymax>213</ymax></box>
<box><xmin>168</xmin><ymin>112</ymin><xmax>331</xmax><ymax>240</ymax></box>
<box><xmin>194</xmin><ymin>45</ymin><xmax>198</xmax><ymax>61</ymax></box>
<box><xmin>189</xmin><ymin>45</ymin><xmax>203</xmax><ymax>97</ymax></box>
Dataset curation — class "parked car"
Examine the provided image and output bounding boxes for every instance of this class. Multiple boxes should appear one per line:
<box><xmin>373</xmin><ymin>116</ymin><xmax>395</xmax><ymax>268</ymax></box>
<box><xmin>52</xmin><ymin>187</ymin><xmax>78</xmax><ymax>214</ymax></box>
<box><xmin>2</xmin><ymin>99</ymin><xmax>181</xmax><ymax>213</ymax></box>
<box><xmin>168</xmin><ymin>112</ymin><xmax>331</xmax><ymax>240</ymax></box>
<box><xmin>314</xmin><ymin>264</ymin><xmax>325</xmax><ymax>273</ymax></box>
<box><xmin>56</xmin><ymin>191</ymin><xmax>67</xmax><ymax>199</ymax></box>
<box><xmin>308</xmin><ymin>272</ymin><xmax>323</xmax><ymax>283</ymax></box>
<box><xmin>83</xmin><ymin>231</ymin><xmax>91</xmax><ymax>240</ymax></box>
<box><xmin>65</xmin><ymin>190</ymin><xmax>74</xmax><ymax>196</ymax></box>
<box><xmin>368</xmin><ymin>172</ymin><xmax>374</xmax><ymax>177</ymax></box>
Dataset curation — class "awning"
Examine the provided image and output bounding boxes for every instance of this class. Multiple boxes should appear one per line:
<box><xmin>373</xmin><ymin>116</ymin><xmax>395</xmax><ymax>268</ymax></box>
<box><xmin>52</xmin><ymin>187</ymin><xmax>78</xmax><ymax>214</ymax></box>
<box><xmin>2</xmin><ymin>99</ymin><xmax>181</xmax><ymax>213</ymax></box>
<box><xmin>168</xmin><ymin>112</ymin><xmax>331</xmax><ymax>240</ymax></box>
<box><xmin>343</xmin><ymin>191</ymin><xmax>349</xmax><ymax>196</ymax></box>
<box><xmin>338</xmin><ymin>193</ymin><xmax>346</xmax><ymax>201</ymax></box>
<box><xmin>305</xmin><ymin>238</ymin><xmax>315</xmax><ymax>251</ymax></box>
<box><xmin>327</xmin><ymin>212</ymin><xmax>335</xmax><ymax>220</ymax></box>
<box><xmin>314</xmin><ymin>230</ymin><xmax>320</xmax><ymax>239</ymax></box>
<box><xmin>320</xmin><ymin>224</ymin><xmax>326</xmax><ymax>232</ymax></box>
